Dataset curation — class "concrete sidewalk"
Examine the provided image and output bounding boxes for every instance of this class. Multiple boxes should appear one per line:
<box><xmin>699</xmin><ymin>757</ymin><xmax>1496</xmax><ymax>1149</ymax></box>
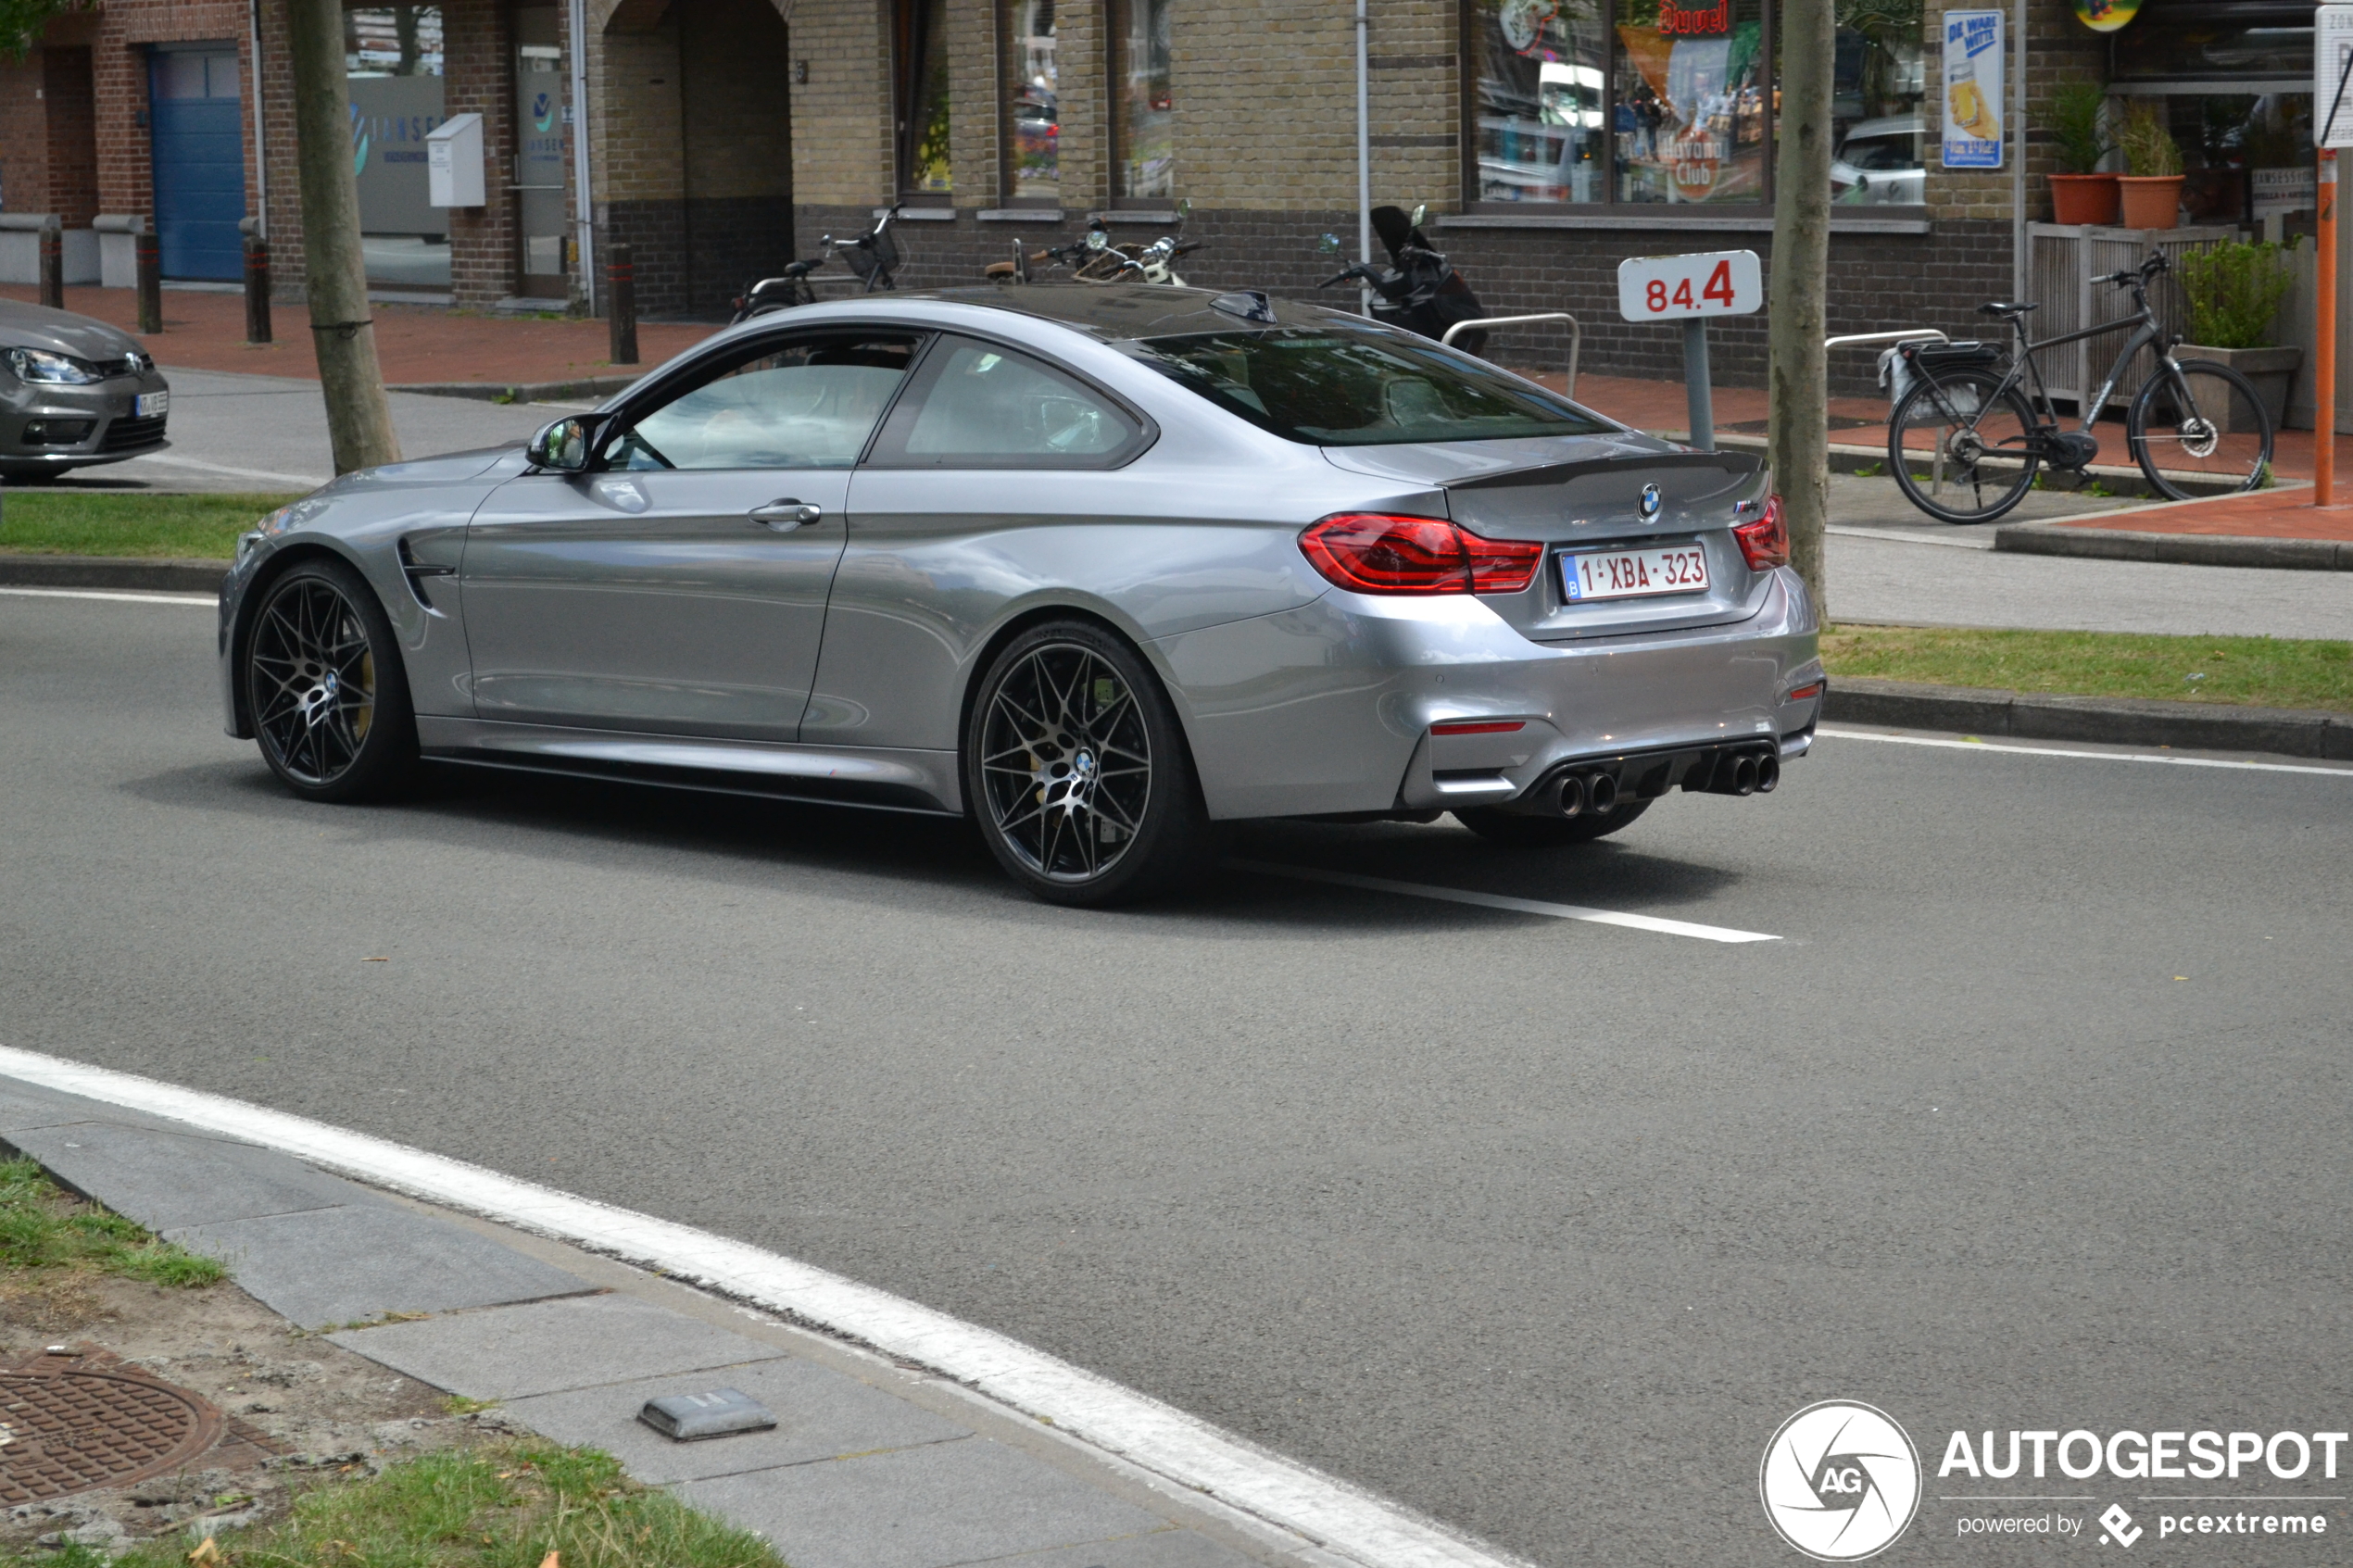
<box><xmin>0</xmin><ymin>1071</ymin><xmax>1324</xmax><ymax>1568</ymax></box>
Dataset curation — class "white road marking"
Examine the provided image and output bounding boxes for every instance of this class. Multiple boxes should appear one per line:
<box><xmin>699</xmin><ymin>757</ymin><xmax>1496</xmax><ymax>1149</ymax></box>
<box><xmin>0</xmin><ymin>587</ymin><xmax>216</xmax><ymax>606</ymax></box>
<box><xmin>123</xmin><ymin>453</ymin><xmax>327</xmax><ymax>487</ymax></box>
<box><xmin>1818</xmin><ymin>726</ymin><xmax>2353</xmax><ymax>777</ymax></box>
<box><xmin>0</xmin><ymin>1044</ymin><xmax>1532</xmax><ymax>1568</ymax></box>
<box><xmin>1230</xmin><ymin>859</ymin><xmax>1780</xmax><ymax>944</ymax></box>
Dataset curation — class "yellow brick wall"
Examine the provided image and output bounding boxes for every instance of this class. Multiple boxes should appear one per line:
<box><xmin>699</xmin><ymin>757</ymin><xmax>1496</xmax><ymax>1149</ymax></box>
<box><xmin>1923</xmin><ymin>1</ymin><xmax>2107</xmax><ymax>224</ymax></box>
<box><xmin>587</xmin><ymin>0</ymin><xmax>684</xmax><ymax>207</ymax></box>
<box><xmin>790</xmin><ymin>0</ymin><xmax>893</xmax><ymax>207</ymax></box>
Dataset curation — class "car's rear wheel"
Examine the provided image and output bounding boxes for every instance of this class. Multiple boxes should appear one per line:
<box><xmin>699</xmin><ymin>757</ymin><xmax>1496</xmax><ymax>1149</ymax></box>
<box><xmin>244</xmin><ymin>558</ymin><xmax>418</xmax><ymax>802</ymax></box>
<box><xmin>1454</xmin><ymin>798</ymin><xmax>1651</xmax><ymax>847</ymax></box>
<box><xmin>966</xmin><ymin>621</ymin><xmax>1214</xmax><ymax>906</ymax></box>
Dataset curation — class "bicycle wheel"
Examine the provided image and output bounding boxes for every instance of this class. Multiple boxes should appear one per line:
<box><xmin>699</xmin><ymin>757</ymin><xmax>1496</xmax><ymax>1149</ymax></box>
<box><xmin>1887</xmin><ymin>368</ymin><xmax>2040</xmax><ymax>524</ymax></box>
<box><xmin>2129</xmin><ymin>359</ymin><xmax>2272</xmax><ymax>501</ymax></box>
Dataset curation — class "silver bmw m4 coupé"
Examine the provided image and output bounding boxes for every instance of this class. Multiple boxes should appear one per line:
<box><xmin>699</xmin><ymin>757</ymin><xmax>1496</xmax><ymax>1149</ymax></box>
<box><xmin>220</xmin><ymin>284</ymin><xmax>1822</xmax><ymax>905</ymax></box>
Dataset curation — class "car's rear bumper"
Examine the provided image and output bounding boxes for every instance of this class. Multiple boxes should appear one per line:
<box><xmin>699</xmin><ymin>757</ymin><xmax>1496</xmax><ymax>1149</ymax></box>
<box><xmin>1154</xmin><ymin>568</ymin><xmax>1822</xmax><ymax>820</ymax></box>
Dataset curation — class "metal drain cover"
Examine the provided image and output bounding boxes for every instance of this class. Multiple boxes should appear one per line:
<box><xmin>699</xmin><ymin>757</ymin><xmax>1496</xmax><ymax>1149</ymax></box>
<box><xmin>0</xmin><ymin>1350</ymin><xmax>222</xmax><ymax>1505</ymax></box>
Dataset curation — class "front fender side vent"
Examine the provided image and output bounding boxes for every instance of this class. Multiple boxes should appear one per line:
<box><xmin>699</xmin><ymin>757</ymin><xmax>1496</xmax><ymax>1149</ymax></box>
<box><xmin>397</xmin><ymin>536</ymin><xmax>455</xmax><ymax>610</ymax></box>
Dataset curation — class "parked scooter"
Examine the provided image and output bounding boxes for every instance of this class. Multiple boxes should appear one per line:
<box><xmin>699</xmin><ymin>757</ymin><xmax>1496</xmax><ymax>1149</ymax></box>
<box><xmin>1317</xmin><ymin>205</ymin><xmax>1488</xmax><ymax>353</ymax></box>
<box><xmin>983</xmin><ymin>203</ymin><xmax>1200</xmax><ymax>287</ymax></box>
<box><xmin>731</xmin><ymin>207</ymin><xmax>905</xmax><ymax>323</ymax></box>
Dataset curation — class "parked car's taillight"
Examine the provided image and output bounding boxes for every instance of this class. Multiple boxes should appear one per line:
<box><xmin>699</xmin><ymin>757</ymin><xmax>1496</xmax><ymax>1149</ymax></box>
<box><xmin>1733</xmin><ymin>495</ymin><xmax>1790</xmax><ymax>571</ymax></box>
<box><xmin>1299</xmin><ymin>513</ymin><xmax>1542</xmax><ymax>596</ymax></box>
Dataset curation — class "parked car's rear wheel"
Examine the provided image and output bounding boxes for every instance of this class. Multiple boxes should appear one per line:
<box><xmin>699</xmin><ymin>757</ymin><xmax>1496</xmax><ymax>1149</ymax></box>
<box><xmin>967</xmin><ymin>621</ymin><xmax>1213</xmax><ymax>906</ymax></box>
<box><xmin>1454</xmin><ymin>799</ymin><xmax>1651</xmax><ymax>847</ymax></box>
<box><xmin>244</xmin><ymin>558</ymin><xmax>418</xmax><ymax>802</ymax></box>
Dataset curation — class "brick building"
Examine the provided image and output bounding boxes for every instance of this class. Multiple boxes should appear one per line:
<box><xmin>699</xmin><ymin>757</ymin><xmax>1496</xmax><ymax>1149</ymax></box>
<box><xmin>0</xmin><ymin>0</ymin><xmax>2325</xmax><ymax>395</ymax></box>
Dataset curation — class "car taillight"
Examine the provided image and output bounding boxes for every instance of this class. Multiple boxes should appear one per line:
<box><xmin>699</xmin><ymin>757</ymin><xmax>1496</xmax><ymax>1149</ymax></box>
<box><xmin>1733</xmin><ymin>495</ymin><xmax>1789</xmax><ymax>571</ymax></box>
<box><xmin>1298</xmin><ymin>513</ymin><xmax>1542</xmax><ymax>596</ymax></box>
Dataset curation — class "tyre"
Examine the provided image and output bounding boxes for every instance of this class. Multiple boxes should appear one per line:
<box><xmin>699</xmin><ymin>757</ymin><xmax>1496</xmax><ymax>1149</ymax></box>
<box><xmin>1887</xmin><ymin>367</ymin><xmax>2039</xmax><ymax>524</ymax></box>
<box><xmin>965</xmin><ymin>621</ymin><xmax>1215</xmax><ymax>906</ymax></box>
<box><xmin>2130</xmin><ymin>359</ymin><xmax>2272</xmax><ymax>501</ymax></box>
<box><xmin>243</xmin><ymin>557</ymin><xmax>418</xmax><ymax>802</ymax></box>
<box><xmin>1453</xmin><ymin>798</ymin><xmax>1652</xmax><ymax>847</ymax></box>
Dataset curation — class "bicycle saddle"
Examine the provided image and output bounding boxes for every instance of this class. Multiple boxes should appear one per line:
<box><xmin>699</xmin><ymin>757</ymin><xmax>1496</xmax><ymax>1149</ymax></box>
<box><xmin>780</xmin><ymin>259</ymin><xmax>819</xmax><ymax>279</ymax></box>
<box><xmin>1977</xmin><ymin>301</ymin><xmax>2039</xmax><ymax>318</ymax></box>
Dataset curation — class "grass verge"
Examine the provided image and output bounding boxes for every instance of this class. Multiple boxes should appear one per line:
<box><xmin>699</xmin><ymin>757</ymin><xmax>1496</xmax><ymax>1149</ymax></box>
<box><xmin>0</xmin><ymin>492</ymin><xmax>299</xmax><ymax>560</ymax></box>
<box><xmin>1821</xmin><ymin>624</ymin><xmax>2353</xmax><ymax>713</ymax></box>
<box><xmin>0</xmin><ymin>1156</ymin><xmax>225</xmax><ymax>1288</ymax></box>
<box><xmin>28</xmin><ymin>1440</ymin><xmax>787</xmax><ymax>1568</ymax></box>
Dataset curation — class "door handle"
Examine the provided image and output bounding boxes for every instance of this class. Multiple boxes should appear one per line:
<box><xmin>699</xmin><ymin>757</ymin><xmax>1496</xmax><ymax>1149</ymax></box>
<box><xmin>749</xmin><ymin>498</ymin><xmax>823</xmax><ymax>531</ymax></box>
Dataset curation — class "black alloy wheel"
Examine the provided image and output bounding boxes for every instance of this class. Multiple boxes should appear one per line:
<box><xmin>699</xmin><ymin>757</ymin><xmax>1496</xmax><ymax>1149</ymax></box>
<box><xmin>966</xmin><ymin>621</ymin><xmax>1214</xmax><ymax>906</ymax></box>
<box><xmin>1454</xmin><ymin>798</ymin><xmax>1651</xmax><ymax>847</ymax></box>
<box><xmin>2129</xmin><ymin>359</ymin><xmax>2273</xmax><ymax>501</ymax></box>
<box><xmin>245</xmin><ymin>558</ymin><xmax>418</xmax><ymax>802</ymax></box>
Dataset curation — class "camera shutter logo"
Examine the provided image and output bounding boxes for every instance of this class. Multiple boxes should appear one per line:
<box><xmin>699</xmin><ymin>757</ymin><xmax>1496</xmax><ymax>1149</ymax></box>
<box><xmin>1759</xmin><ymin>1400</ymin><xmax>1922</xmax><ymax>1561</ymax></box>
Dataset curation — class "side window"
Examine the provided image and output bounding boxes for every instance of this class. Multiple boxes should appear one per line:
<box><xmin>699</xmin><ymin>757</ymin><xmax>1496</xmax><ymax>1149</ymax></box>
<box><xmin>601</xmin><ymin>333</ymin><xmax>920</xmax><ymax>470</ymax></box>
<box><xmin>871</xmin><ymin>336</ymin><xmax>1146</xmax><ymax>468</ymax></box>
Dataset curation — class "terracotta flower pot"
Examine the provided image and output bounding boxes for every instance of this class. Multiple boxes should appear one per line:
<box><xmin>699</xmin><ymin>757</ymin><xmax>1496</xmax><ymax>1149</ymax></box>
<box><xmin>2048</xmin><ymin>172</ymin><xmax>2120</xmax><ymax>225</ymax></box>
<box><xmin>2116</xmin><ymin>174</ymin><xmax>2185</xmax><ymax>230</ymax></box>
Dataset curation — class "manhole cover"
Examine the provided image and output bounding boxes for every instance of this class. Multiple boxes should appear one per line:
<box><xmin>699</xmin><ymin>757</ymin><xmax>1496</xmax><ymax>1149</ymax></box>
<box><xmin>0</xmin><ymin>1350</ymin><xmax>222</xmax><ymax>1505</ymax></box>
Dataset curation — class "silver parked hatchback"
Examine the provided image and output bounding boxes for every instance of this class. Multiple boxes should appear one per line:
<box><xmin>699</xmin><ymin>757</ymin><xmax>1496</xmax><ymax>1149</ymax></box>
<box><xmin>0</xmin><ymin>298</ymin><xmax>170</xmax><ymax>478</ymax></box>
<box><xmin>219</xmin><ymin>285</ymin><xmax>1822</xmax><ymax>904</ymax></box>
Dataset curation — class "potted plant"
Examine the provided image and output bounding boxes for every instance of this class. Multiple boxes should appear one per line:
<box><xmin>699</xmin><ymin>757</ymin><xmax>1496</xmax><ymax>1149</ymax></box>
<box><xmin>2114</xmin><ymin>102</ymin><xmax>2184</xmax><ymax>229</ymax></box>
<box><xmin>2047</xmin><ymin>81</ymin><xmax>2117</xmax><ymax>225</ymax></box>
<box><xmin>2175</xmin><ymin>238</ymin><xmax>2304</xmax><ymax>430</ymax></box>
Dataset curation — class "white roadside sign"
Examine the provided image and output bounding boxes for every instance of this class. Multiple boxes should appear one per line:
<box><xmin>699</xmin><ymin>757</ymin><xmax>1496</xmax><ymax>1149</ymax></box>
<box><xmin>1615</xmin><ymin>250</ymin><xmax>1763</xmax><ymax>323</ymax></box>
<box><xmin>2319</xmin><ymin>5</ymin><xmax>2353</xmax><ymax>147</ymax></box>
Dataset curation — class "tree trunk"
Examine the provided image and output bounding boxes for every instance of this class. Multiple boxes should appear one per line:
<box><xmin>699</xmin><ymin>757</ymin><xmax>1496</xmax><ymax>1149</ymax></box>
<box><xmin>1768</xmin><ymin>0</ymin><xmax>1834</xmax><ymax>616</ymax></box>
<box><xmin>285</xmin><ymin>0</ymin><xmax>400</xmax><ymax>474</ymax></box>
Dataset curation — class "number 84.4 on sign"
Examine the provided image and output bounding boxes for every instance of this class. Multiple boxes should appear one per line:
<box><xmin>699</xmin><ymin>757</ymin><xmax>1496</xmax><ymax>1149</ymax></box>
<box><xmin>1615</xmin><ymin>250</ymin><xmax>1764</xmax><ymax>321</ymax></box>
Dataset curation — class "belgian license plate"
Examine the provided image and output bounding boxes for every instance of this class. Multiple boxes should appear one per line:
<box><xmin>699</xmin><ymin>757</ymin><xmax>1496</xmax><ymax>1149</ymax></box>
<box><xmin>1561</xmin><ymin>544</ymin><xmax>1709</xmax><ymax>602</ymax></box>
<box><xmin>135</xmin><ymin>391</ymin><xmax>169</xmax><ymax>418</ymax></box>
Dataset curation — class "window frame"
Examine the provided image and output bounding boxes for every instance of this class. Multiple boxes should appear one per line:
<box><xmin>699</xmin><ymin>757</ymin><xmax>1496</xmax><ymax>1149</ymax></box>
<box><xmin>1456</xmin><ymin>0</ymin><xmax>1931</xmax><ymax>220</ymax></box>
<box><xmin>591</xmin><ymin>327</ymin><xmax>934</xmax><ymax>474</ymax></box>
<box><xmin>893</xmin><ymin>0</ymin><xmax>954</xmax><ymax>206</ymax></box>
<box><xmin>862</xmin><ymin>332</ymin><xmax>1160</xmax><ymax>470</ymax></box>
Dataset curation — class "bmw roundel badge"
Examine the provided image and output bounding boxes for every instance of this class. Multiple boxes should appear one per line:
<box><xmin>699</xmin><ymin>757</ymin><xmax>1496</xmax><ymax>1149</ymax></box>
<box><xmin>1639</xmin><ymin>483</ymin><xmax>1663</xmax><ymax>520</ymax></box>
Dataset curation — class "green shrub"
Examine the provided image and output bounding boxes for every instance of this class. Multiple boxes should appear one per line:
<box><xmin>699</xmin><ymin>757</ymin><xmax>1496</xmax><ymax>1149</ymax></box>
<box><xmin>2178</xmin><ymin>239</ymin><xmax>2300</xmax><ymax>349</ymax></box>
<box><xmin>2049</xmin><ymin>82</ymin><xmax>2111</xmax><ymax>175</ymax></box>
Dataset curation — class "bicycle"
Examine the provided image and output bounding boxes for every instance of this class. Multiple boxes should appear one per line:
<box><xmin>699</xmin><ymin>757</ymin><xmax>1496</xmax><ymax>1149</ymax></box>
<box><xmin>730</xmin><ymin>207</ymin><xmax>905</xmax><ymax>323</ymax></box>
<box><xmin>1886</xmin><ymin>251</ymin><xmax>2273</xmax><ymax>524</ymax></box>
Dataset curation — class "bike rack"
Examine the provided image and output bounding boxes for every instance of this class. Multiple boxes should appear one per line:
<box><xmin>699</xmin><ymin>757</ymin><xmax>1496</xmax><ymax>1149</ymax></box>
<box><xmin>1823</xmin><ymin>330</ymin><xmax>1952</xmax><ymax>494</ymax></box>
<box><xmin>1445</xmin><ymin>312</ymin><xmax>1582</xmax><ymax>401</ymax></box>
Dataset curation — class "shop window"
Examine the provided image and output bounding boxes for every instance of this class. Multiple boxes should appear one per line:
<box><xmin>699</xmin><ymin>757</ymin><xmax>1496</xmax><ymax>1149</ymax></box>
<box><xmin>345</xmin><ymin>5</ymin><xmax>449</xmax><ymax>290</ymax></box>
<box><xmin>1615</xmin><ymin>0</ymin><xmax>1765</xmax><ymax>204</ymax></box>
<box><xmin>1830</xmin><ymin>0</ymin><xmax>1926</xmax><ymax>207</ymax></box>
<box><xmin>1473</xmin><ymin>0</ymin><xmax>1607</xmax><ymax>202</ymax></box>
<box><xmin>1006</xmin><ymin>0</ymin><xmax>1058</xmax><ymax>201</ymax></box>
<box><xmin>1465</xmin><ymin>0</ymin><xmax>1926</xmax><ymax>212</ymax></box>
<box><xmin>897</xmin><ymin>0</ymin><xmax>952</xmax><ymax>197</ymax></box>
<box><xmin>1113</xmin><ymin>0</ymin><xmax>1175</xmax><ymax>201</ymax></box>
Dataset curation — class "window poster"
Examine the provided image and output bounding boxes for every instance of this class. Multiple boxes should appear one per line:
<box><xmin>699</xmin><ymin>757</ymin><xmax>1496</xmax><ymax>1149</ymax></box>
<box><xmin>1940</xmin><ymin>8</ymin><xmax>2003</xmax><ymax>169</ymax></box>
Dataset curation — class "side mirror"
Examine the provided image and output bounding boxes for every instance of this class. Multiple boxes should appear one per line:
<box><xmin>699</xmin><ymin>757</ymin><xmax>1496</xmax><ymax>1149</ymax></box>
<box><xmin>1410</xmin><ymin>203</ymin><xmax>1428</xmax><ymax>229</ymax></box>
<box><xmin>1315</xmin><ymin>232</ymin><xmax>1342</xmax><ymax>256</ymax></box>
<box><xmin>527</xmin><ymin>415</ymin><xmax>596</xmax><ymax>471</ymax></box>
<box><xmin>1174</xmin><ymin>197</ymin><xmax>1191</xmax><ymax>223</ymax></box>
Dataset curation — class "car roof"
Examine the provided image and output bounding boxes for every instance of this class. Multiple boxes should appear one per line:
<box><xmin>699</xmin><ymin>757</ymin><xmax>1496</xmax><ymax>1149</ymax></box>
<box><xmin>887</xmin><ymin>282</ymin><xmax>1367</xmax><ymax>343</ymax></box>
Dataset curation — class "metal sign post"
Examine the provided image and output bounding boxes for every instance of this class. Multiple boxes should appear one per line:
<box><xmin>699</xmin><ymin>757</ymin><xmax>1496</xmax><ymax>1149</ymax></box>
<box><xmin>2316</xmin><ymin>6</ymin><xmax>2353</xmax><ymax>503</ymax></box>
<box><xmin>1616</xmin><ymin>250</ymin><xmax>1764</xmax><ymax>452</ymax></box>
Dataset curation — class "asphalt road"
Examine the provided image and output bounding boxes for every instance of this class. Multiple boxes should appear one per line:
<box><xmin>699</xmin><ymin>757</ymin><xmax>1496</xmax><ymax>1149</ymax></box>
<box><xmin>6</xmin><ymin>589</ymin><xmax>2353</xmax><ymax>1567</ymax></box>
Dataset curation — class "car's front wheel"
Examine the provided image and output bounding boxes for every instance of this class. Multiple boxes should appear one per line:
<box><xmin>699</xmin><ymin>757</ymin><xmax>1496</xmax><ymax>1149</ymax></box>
<box><xmin>965</xmin><ymin>621</ymin><xmax>1214</xmax><ymax>906</ymax></box>
<box><xmin>243</xmin><ymin>557</ymin><xmax>418</xmax><ymax>802</ymax></box>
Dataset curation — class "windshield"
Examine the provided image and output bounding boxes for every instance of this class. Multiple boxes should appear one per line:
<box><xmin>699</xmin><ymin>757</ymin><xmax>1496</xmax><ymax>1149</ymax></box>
<box><xmin>1125</xmin><ymin>327</ymin><xmax>1615</xmax><ymax>445</ymax></box>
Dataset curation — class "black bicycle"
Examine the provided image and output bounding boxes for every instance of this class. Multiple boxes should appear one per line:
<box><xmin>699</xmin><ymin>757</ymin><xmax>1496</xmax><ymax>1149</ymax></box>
<box><xmin>729</xmin><ymin>207</ymin><xmax>905</xmax><ymax>323</ymax></box>
<box><xmin>1887</xmin><ymin>252</ymin><xmax>2273</xmax><ymax>523</ymax></box>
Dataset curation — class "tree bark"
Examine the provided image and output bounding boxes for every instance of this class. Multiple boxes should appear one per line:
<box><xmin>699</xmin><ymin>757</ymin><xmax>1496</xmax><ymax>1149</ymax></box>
<box><xmin>1768</xmin><ymin>0</ymin><xmax>1834</xmax><ymax>616</ymax></box>
<box><xmin>285</xmin><ymin>0</ymin><xmax>399</xmax><ymax>474</ymax></box>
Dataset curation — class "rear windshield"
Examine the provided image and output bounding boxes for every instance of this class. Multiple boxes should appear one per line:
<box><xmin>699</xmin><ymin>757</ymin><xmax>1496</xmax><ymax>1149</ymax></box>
<box><xmin>1125</xmin><ymin>327</ymin><xmax>1615</xmax><ymax>445</ymax></box>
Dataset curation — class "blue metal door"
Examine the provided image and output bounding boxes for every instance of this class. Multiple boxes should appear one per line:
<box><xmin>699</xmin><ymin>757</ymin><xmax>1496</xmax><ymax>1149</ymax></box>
<box><xmin>149</xmin><ymin>47</ymin><xmax>245</xmax><ymax>280</ymax></box>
